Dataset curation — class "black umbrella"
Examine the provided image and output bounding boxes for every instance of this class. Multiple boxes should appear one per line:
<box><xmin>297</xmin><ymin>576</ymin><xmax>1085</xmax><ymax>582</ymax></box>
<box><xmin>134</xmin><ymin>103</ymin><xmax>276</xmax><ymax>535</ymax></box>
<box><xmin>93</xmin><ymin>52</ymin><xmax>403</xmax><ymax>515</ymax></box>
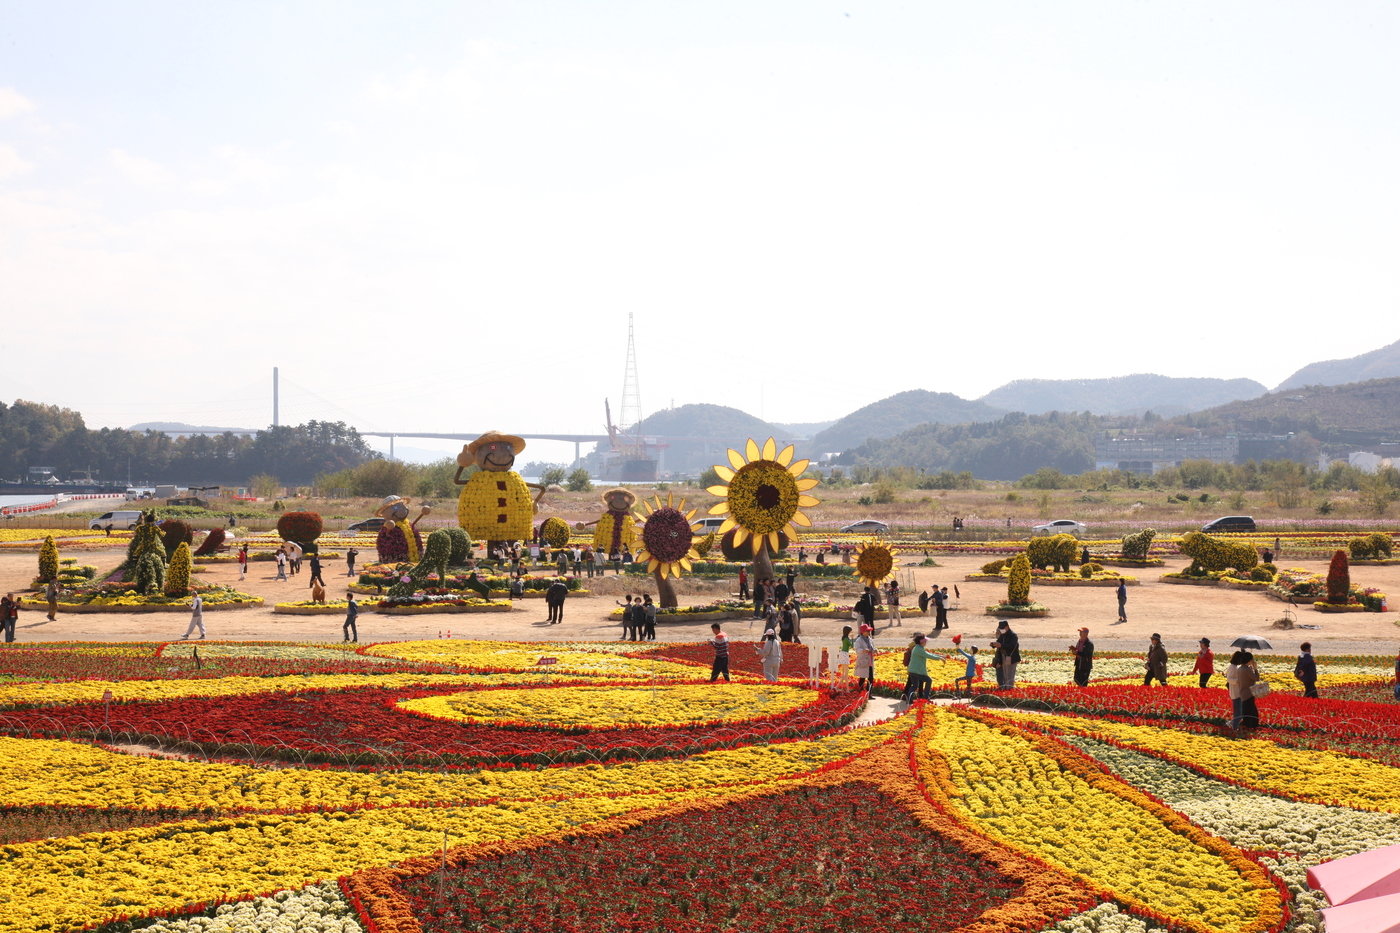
<box><xmin>1231</xmin><ymin>635</ymin><xmax>1273</xmax><ymax>650</ymax></box>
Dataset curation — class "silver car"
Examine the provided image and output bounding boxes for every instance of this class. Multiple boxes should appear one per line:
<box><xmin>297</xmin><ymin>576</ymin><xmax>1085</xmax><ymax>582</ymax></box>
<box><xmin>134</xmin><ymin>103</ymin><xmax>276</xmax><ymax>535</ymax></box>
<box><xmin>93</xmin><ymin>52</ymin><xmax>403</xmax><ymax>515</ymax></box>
<box><xmin>1031</xmin><ymin>519</ymin><xmax>1087</xmax><ymax>537</ymax></box>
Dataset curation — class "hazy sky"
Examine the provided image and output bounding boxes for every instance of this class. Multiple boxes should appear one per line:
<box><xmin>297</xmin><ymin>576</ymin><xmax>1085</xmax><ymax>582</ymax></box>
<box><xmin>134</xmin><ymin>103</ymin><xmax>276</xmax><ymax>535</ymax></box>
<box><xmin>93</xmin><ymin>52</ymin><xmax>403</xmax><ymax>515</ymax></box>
<box><xmin>3</xmin><ymin>1</ymin><xmax>1397</xmax><ymax>465</ymax></box>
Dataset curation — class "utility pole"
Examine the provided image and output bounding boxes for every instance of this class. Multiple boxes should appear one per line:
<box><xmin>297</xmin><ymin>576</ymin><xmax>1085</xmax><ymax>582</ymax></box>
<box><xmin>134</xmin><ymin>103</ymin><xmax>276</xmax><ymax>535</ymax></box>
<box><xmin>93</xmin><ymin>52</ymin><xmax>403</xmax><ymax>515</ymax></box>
<box><xmin>273</xmin><ymin>367</ymin><xmax>279</xmax><ymax>429</ymax></box>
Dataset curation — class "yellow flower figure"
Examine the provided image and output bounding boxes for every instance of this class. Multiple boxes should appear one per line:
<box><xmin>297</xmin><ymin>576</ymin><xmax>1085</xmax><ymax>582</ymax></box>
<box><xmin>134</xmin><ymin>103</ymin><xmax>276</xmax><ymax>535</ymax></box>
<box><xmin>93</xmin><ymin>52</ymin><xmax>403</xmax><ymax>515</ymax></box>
<box><xmin>589</xmin><ymin>488</ymin><xmax>638</xmax><ymax>555</ymax></box>
<box><xmin>453</xmin><ymin>431</ymin><xmax>544</xmax><ymax>546</ymax></box>
<box><xmin>706</xmin><ymin>437</ymin><xmax>819</xmax><ymax>556</ymax></box>
<box><xmin>854</xmin><ymin>540</ymin><xmax>898</xmax><ymax>588</ymax></box>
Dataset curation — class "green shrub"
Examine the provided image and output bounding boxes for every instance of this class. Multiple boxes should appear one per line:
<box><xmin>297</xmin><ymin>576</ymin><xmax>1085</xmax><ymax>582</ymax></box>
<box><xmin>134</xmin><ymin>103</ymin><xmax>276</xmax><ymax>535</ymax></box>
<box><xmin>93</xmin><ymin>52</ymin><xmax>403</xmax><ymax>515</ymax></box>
<box><xmin>1078</xmin><ymin>564</ymin><xmax>1094</xmax><ymax>578</ymax></box>
<box><xmin>1349</xmin><ymin>533</ymin><xmax>1393</xmax><ymax>560</ymax></box>
<box><xmin>1249</xmin><ymin>566</ymin><xmax>1274</xmax><ymax>583</ymax></box>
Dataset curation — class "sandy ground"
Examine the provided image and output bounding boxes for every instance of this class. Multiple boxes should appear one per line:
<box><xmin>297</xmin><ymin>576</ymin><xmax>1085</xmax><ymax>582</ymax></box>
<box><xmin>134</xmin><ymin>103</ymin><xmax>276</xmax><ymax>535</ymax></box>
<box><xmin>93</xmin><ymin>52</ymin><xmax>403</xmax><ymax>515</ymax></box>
<box><xmin>3</xmin><ymin>543</ymin><xmax>1398</xmax><ymax>657</ymax></box>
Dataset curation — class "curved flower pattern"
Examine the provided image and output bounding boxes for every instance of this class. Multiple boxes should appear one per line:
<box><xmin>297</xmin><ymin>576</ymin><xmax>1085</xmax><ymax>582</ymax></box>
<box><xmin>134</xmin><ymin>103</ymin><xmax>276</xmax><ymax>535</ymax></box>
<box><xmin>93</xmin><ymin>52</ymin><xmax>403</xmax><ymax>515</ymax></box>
<box><xmin>705</xmin><ymin>437</ymin><xmax>819</xmax><ymax>554</ymax></box>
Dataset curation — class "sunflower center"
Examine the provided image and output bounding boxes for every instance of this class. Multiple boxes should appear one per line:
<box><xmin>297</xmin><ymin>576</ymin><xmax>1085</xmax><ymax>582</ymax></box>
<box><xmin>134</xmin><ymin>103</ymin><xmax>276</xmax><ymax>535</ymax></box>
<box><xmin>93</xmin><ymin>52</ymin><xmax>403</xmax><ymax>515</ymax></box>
<box><xmin>756</xmin><ymin>484</ymin><xmax>781</xmax><ymax>509</ymax></box>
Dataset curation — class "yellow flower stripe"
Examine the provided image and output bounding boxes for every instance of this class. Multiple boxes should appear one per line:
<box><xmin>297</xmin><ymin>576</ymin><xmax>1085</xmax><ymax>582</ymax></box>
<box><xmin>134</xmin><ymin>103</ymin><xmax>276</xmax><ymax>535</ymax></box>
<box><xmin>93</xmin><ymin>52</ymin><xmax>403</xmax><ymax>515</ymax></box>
<box><xmin>399</xmin><ymin>683</ymin><xmax>817</xmax><ymax>729</ymax></box>
<box><xmin>998</xmin><ymin>712</ymin><xmax>1400</xmax><ymax>814</ymax></box>
<box><xmin>0</xmin><ymin>671</ymin><xmax>580</xmax><ymax>708</ymax></box>
<box><xmin>917</xmin><ymin>707</ymin><xmax>1283</xmax><ymax>933</ymax></box>
<box><xmin>364</xmin><ymin>639</ymin><xmax>700</xmax><ymax>678</ymax></box>
<box><xmin>0</xmin><ymin>719</ymin><xmax>908</xmax><ymax>813</ymax></box>
<box><xmin>0</xmin><ymin>527</ymin><xmax>112</xmax><ymax>543</ymax></box>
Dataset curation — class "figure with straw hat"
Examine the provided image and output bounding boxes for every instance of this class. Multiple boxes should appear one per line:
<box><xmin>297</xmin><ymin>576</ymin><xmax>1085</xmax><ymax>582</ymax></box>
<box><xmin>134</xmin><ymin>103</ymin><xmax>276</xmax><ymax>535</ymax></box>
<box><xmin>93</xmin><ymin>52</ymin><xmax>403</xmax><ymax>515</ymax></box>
<box><xmin>454</xmin><ymin>430</ymin><xmax>545</xmax><ymax>550</ymax></box>
<box><xmin>374</xmin><ymin>495</ymin><xmax>431</xmax><ymax>564</ymax></box>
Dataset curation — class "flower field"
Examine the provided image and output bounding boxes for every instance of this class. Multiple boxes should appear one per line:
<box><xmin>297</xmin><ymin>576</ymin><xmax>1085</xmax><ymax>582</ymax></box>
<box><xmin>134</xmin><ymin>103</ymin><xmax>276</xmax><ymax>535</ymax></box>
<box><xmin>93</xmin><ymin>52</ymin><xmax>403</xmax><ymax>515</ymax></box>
<box><xmin>0</xmin><ymin>639</ymin><xmax>1395</xmax><ymax>932</ymax></box>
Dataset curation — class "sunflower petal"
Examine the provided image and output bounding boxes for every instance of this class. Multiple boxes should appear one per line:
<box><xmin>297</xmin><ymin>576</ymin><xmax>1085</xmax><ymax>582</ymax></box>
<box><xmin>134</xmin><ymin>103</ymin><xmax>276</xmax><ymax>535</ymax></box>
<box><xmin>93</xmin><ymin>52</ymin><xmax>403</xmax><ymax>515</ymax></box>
<box><xmin>680</xmin><ymin>557</ymin><xmax>693</xmax><ymax>571</ymax></box>
<box><xmin>761</xmin><ymin>437</ymin><xmax>776</xmax><ymax>461</ymax></box>
<box><xmin>719</xmin><ymin>518</ymin><xmax>737</xmax><ymax>534</ymax></box>
<box><xmin>714</xmin><ymin>465</ymin><xmax>736</xmax><ymax>482</ymax></box>
<box><xmin>732</xmin><ymin>526</ymin><xmax>749</xmax><ymax>547</ymax></box>
<box><xmin>768</xmin><ymin>531</ymin><xmax>782</xmax><ymax>552</ymax></box>
<box><xmin>705</xmin><ymin>485</ymin><xmax>730</xmax><ymax>497</ymax></box>
<box><xmin>685</xmin><ymin>508</ymin><xmax>696</xmax><ymax>520</ymax></box>
<box><xmin>776</xmin><ymin>444</ymin><xmax>795</xmax><ymax>467</ymax></box>
<box><xmin>727</xmin><ymin>448</ymin><xmax>746</xmax><ymax>471</ymax></box>
<box><xmin>791</xmin><ymin>510</ymin><xmax>812</xmax><ymax>527</ymax></box>
<box><xmin>708</xmin><ymin>502</ymin><xmax>729</xmax><ymax>516</ymax></box>
<box><xmin>745</xmin><ymin>438</ymin><xmax>760</xmax><ymax>461</ymax></box>
<box><xmin>787</xmin><ymin>459</ymin><xmax>810</xmax><ymax>477</ymax></box>
<box><xmin>797</xmin><ymin>495</ymin><xmax>820</xmax><ymax>507</ymax></box>
<box><xmin>794</xmin><ymin>477</ymin><xmax>819</xmax><ymax>491</ymax></box>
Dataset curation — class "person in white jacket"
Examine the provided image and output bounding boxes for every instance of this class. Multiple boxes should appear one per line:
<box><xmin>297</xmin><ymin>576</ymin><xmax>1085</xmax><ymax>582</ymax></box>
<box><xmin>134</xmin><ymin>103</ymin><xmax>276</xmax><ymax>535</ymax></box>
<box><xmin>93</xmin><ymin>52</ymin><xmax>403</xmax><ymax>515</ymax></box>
<box><xmin>756</xmin><ymin>629</ymin><xmax>783</xmax><ymax>682</ymax></box>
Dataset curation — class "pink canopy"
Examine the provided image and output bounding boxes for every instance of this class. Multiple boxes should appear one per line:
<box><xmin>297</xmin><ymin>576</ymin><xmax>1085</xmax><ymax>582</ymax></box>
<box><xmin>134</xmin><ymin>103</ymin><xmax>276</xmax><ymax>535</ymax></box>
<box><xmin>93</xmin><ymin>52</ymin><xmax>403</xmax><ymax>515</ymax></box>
<box><xmin>1320</xmin><ymin>892</ymin><xmax>1400</xmax><ymax>933</ymax></box>
<box><xmin>1308</xmin><ymin>843</ymin><xmax>1400</xmax><ymax>906</ymax></box>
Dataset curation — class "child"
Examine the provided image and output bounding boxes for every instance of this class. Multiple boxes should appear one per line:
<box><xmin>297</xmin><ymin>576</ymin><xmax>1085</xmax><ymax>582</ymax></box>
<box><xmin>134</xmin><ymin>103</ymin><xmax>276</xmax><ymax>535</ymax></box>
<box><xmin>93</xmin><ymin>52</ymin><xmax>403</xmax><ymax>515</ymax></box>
<box><xmin>832</xmin><ymin>625</ymin><xmax>853</xmax><ymax>692</ymax></box>
<box><xmin>955</xmin><ymin>643</ymin><xmax>979</xmax><ymax>694</ymax></box>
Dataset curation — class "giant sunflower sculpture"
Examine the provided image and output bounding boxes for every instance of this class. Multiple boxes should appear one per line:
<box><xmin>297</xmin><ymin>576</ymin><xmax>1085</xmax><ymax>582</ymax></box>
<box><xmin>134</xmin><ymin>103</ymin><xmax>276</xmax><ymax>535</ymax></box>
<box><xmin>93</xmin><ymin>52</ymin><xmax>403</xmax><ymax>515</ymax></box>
<box><xmin>634</xmin><ymin>493</ymin><xmax>700</xmax><ymax>580</ymax></box>
<box><xmin>706</xmin><ymin>437</ymin><xmax>819</xmax><ymax>555</ymax></box>
<box><xmin>854</xmin><ymin>540</ymin><xmax>898</xmax><ymax>588</ymax></box>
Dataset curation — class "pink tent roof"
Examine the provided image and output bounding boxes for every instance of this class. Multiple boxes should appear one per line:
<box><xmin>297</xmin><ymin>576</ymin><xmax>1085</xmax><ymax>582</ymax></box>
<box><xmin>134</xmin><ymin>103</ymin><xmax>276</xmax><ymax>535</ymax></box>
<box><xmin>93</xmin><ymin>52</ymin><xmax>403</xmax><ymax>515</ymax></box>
<box><xmin>1320</xmin><ymin>892</ymin><xmax>1400</xmax><ymax>933</ymax></box>
<box><xmin>1308</xmin><ymin>843</ymin><xmax>1400</xmax><ymax>906</ymax></box>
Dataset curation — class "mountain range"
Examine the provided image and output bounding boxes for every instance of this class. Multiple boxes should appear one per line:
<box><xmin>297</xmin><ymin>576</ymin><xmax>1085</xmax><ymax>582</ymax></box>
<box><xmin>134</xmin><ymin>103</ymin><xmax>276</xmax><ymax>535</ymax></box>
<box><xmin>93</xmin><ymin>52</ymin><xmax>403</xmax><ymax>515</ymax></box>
<box><xmin>1275</xmin><ymin>337</ymin><xmax>1400</xmax><ymax>391</ymax></box>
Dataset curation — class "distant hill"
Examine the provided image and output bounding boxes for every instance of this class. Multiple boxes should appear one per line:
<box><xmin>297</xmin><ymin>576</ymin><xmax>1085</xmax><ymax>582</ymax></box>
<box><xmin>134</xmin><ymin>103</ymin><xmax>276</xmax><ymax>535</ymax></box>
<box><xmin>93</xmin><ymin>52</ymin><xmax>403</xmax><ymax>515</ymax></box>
<box><xmin>1276</xmin><ymin>338</ymin><xmax>1400</xmax><ymax>391</ymax></box>
<box><xmin>1176</xmin><ymin>377</ymin><xmax>1400</xmax><ymax>445</ymax></box>
<box><xmin>810</xmin><ymin>390</ymin><xmax>1005</xmax><ymax>454</ymax></box>
<box><xmin>770</xmin><ymin>420</ymin><xmax>835</xmax><ymax>439</ymax></box>
<box><xmin>130</xmin><ymin>421</ymin><xmax>258</xmax><ymax>434</ymax></box>
<box><xmin>979</xmin><ymin>374</ymin><xmax>1266</xmax><ymax>417</ymax></box>
<box><xmin>582</xmin><ymin>404</ymin><xmax>786</xmax><ymax>476</ymax></box>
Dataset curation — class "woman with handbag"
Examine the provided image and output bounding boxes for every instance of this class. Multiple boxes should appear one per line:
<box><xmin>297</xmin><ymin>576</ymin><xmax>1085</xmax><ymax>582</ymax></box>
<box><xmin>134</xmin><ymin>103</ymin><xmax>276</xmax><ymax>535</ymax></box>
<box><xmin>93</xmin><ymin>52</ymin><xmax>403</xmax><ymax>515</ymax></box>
<box><xmin>1226</xmin><ymin>650</ymin><xmax>1263</xmax><ymax>731</ymax></box>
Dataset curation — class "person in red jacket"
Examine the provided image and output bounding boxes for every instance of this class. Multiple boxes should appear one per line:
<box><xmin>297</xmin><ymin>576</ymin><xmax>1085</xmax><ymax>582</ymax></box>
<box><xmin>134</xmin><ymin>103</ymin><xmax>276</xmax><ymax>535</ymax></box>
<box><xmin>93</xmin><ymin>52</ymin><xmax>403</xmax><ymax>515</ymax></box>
<box><xmin>1191</xmin><ymin>637</ymin><xmax>1215</xmax><ymax>688</ymax></box>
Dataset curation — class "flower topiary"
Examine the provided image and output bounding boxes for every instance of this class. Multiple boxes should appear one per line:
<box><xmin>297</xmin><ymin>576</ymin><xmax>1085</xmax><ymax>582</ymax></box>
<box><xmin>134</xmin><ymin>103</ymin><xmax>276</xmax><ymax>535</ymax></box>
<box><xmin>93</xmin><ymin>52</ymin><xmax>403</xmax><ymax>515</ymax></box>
<box><xmin>159</xmin><ymin>520</ymin><xmax>194</xmax><ymax>560</ymax></box>
<box><xmin>441</xmin><ymin>527</ymin><xmax>473</xmax><ymax>565</ymax></box>
<box><xmin>1120</xmin><ymin>528</ymin><xmax>1156</xmax><ymax>560</ymax></box>
<box><xmin>193</xmin><ymin>527</ymin><xmax>227</xmax><ymax>557</ymax></box>
<box><xmin>980</xmin><ymin>558</ymin><xmax>1008</xmax><ymax>575</ymax></box>
<box><xmin>1326</xmin><ymin>549</ymin><xmax>1350</xmax><ymax>604</ymax></box>
<box><xmin>165</xmin><ymin>542</ymin><xmax>193</xmax><ymax>597</ymax></box>
<box><xmin>133</xmin><ymin>550</ymin><xmax>166</xmax><ymax>595</ymax></box>
<box><xmin>540</xmin><ymin>517</ymin><xmax>571</xmax><ymax>550</ymax></box>
<box><xmin>276</xmin><ymin>511</ymin><xmax>324</xmax><ymax>545</ymax></box>
<box><xmin>853</xmin><ymin>540</ymin><xmax>897</xmax><ymax>587</ymax></box>
<box><xmin>1007</xmin><ymin>553</ymin><xmax>1032</xmax><ymax>606</ymax></box>
<box><xmin>37</xmin><ymin>535</ymin><xmax>59</xmax><ymax>584</ymax></box>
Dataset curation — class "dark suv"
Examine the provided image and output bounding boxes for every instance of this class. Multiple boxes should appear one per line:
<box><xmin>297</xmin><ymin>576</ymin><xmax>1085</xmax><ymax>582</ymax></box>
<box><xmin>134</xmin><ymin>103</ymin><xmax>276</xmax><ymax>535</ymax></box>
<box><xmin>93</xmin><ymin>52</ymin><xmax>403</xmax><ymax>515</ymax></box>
<box><xmin>1201</xmin><ymin>515</ymin><xmax>1256</xmax><ymax>533</ymax></box>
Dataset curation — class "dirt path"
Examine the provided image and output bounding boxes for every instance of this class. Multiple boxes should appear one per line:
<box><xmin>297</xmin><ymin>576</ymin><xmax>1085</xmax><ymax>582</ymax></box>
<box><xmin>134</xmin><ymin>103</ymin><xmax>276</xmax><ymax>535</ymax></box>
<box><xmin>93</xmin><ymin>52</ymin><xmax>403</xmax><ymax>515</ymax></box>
<box><xmin>2</xmin><ymin>545</ymin><xmax>1397</xmax><ymax>657</ymax></box>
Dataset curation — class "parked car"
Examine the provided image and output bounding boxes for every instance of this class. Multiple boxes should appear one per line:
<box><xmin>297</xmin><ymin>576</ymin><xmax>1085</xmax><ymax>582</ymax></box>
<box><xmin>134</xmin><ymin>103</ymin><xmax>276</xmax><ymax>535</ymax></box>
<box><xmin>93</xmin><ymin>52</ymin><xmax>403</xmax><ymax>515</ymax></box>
<box><xmin>1201</xmin><ymin>515</ymin><xmax>1256</xmax><ymax>533</ymax></box>
<box><xmin>88</xmin><ymin>510</ymin><xmax>143</xmax><ymax>530</ymax></box>
<box><xmin>840</xmin><ymin>520</ymin><xmax>889</xmax><ymax>534</ymax></box>
<box><xmin>346</xmin><ymin>518</ymin><xmax>387</xmax><ymax>533</ymax></box>
<box><xmin>1031</xmin><ymin>519</ymin><xmax>1088</xmax><ymax>537</ymax></box>
<box><xmin>692</xmin><ymin>516</ymin><xmax>728</xmax><ymax>534</ymax></box>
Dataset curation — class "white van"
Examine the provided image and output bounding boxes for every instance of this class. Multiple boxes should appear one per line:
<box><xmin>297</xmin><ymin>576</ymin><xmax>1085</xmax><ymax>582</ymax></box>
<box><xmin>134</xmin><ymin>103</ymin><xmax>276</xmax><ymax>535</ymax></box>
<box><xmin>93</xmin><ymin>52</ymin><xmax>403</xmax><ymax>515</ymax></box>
<box><xmin>692</xmin><ymin>516</ymin><xmax>728</xmax><ymax>534</ymax></box>
<box><xmin>89</xmin><ymin>510</ymin><xmax>143</xmax><ymax>530</ymax></box>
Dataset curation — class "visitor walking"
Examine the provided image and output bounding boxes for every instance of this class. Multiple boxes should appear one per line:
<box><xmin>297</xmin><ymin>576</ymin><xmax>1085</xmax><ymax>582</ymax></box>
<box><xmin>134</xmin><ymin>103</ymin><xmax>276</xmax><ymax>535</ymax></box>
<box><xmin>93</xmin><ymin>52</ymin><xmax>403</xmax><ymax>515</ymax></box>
<box><xmin>757</xmin><ymin>629</ymin><xmax>783</xmax><ymax>682</ymax></box>
<box><xmin>1143</xmin><ymin>633</ymin><xmax>1168</xmax><ymax>686</ymax></box>
<box><xmin>1116</xmin><ymin>578</ymin><xmax>1128</xmax><ymax>623</ymax></box>
<box><xmin>238</xmin><ymin>544</ymin><xmax>249</xmax><ymax>581</ymax></box>
<box><xmin>1</xmin><ymin>593</ymin><xmax>18</xmax><ymax>643</ymax></box>
<box><xmin>709</xmin><ymin>624</ymin><xmax>731</xmax><ymax>683</ymax></box>
<box><xmin>275</xmin><ymin>550</ymin><xmax>288</xmax><ymax>581</ymax></box>
<box><xmin>1071</xmin><ymin>627</ymin><xmax>1094</xmax><ymax>687</ymax></box>
<box><xmin>853</xmin><ymin>624</ymin><xmax>875</xmax><ymax>693</ymax></box>
<box><xmin>286</xmin><ymin>541</ymin><xmax>302</xmax><ymax>575</ymax></box>
<box><xmin>546</xmin><ymin>579</ymin><xmax>569</xmax><ymax>624</ymax></box>
<box><xmin>640</xmin><ymin>593</ymin><xmax>657</xmax><ymax>639</ymax></box>
<box><xmin>617</xmin><ymin>595</ymin><xmax>636</xmax><ymax>640</ymax></box>
<box><xmin>995</xmin><ymin>620</ymin><xmax>1021</xmax><ymax>688</ymax></box>
<box><xmin>45</xmin><ymin>580</ymin><xmax>59</xmax><ymax>621</ymax></box>
<box><xmin>934</xmin><ymin>586</ymin><xmax>950</xmax><ymax>632</ymax></box>
<box><xmin>343</xmin><ymin>593</ymin><xmax>359</xmax><ymax>642</ymax></box>
<box><xmin>1226</xmin><ymin>650</ymin><xmax>1261</xmax><ymax>731</ymax></box>
<box><xmin>1192</xmin><ymin>638</ymin><xmax>1214</xmax><ymax>687</ymax></box>
<box><xmin>899</xmin><ymin>633</ymin><xmax>943</xmax><ymax>703</ymax></box>
<box><xmin>181</xmin><ymin>592</ymin><xmax>205</xmax><ymax>640</ymax></box>
<box><xmin>345</xmin><ymin>546</ymin><xmax>358</xmax><ymax>577</ymax></box>
<box><xmin>583</xmin><ymin>547</ymin><xmax>596</xmax><ymax>578</ymax></box>
<box><xmin>307</xmin><ymin>552</ymin><xmax>325</xmax><ymax>589</ymax></box>
<box><xmin>738</xmin><ymin>567</ymin><xmax>749</xmax><ymax>600</ymax></box>
<box><xmin>1294</xmin><ymin>642</ymin><xmax>1318</xmax><ymax>698</ymax></box>
<box><xmin>886</xmin><ymin>580</ymin><xmax>901</xmax><ymax>627</ymax></box>
<box><xmin>832</xmin><ymin>625</ymin><xmax>853</xmax><ymax>691</ymax></box>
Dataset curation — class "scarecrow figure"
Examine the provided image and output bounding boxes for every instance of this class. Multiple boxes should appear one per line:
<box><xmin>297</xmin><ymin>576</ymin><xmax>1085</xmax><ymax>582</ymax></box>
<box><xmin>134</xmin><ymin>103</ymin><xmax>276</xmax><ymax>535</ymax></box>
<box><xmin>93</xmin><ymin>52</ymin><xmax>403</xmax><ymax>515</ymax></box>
<box><xmin>454</xmin><ymin>430</ymin><xmax>545</xmax><ymax>551</ymax></box>
<box><xmin>577</xmin><ymin>487</ymin><xmax>638</xmax><ymax>557</ymax></box>
<box><xmin>375</xmin><ymin>495</ymin><xmax>431</xmax><ymax>564</ymax></box>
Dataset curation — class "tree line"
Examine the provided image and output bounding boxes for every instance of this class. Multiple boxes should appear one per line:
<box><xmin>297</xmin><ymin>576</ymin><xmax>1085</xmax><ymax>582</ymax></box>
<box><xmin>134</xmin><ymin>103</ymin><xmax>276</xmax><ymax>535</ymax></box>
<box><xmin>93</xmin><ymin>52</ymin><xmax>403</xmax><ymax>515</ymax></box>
<box><xmin>0</xmin><ymin>400</ymin><xmax>375</xmax><ymax>486</ymax></box>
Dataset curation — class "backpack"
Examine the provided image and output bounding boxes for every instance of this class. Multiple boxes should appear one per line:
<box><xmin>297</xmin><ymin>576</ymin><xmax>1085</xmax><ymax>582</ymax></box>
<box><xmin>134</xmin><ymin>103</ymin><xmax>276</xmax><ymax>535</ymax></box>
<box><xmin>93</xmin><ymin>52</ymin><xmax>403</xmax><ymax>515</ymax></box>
<box><xmin>902</xmin><ymin>646</ymin><xmax>913</xmax><ymax>667</ymax></box>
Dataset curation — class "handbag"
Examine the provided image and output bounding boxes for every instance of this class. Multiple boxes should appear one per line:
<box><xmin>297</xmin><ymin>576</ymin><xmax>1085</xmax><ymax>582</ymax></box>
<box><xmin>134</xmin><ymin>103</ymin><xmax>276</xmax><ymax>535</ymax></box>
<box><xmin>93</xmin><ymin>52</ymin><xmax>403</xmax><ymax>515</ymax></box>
<box><xmin>1251</xmin><ymin>681</ymin><xmax>1271</xmax><ymax>698</ymax></box>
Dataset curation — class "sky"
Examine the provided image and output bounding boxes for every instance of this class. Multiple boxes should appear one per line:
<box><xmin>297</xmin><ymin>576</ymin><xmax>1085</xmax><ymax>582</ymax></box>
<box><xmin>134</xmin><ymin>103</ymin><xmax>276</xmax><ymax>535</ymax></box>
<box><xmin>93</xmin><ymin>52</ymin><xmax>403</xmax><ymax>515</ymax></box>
<box><xmin>3</xmin><ymin>1</ymin><xmax>1398</xmax><ymax>466</ymax></box>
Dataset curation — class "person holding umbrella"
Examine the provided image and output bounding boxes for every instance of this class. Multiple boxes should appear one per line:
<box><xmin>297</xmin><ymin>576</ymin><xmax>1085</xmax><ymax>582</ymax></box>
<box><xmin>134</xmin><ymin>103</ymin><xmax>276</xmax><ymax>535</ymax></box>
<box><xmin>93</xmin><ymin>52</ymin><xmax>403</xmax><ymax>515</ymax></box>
<box><xmin>1226</xmin><ymin>650</ymin><xmax>1262</xmax><ymax>731</ymax></box>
